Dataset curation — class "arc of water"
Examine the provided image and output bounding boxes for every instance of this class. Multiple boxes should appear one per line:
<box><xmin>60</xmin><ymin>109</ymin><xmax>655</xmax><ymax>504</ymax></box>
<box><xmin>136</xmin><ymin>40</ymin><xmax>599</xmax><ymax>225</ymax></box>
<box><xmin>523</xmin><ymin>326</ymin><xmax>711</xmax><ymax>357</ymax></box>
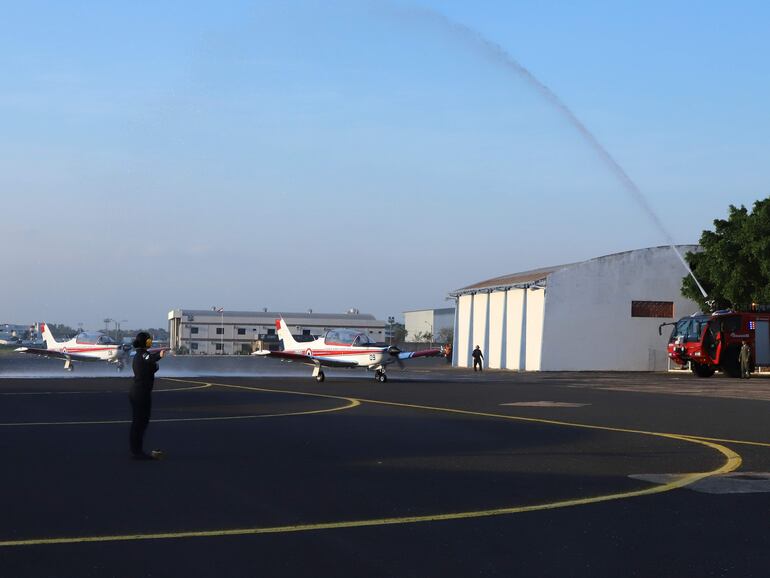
<box><xmin>401</xmin><ymin>7</ymin><xmax>708</xmax><ymax>298</ymax></box>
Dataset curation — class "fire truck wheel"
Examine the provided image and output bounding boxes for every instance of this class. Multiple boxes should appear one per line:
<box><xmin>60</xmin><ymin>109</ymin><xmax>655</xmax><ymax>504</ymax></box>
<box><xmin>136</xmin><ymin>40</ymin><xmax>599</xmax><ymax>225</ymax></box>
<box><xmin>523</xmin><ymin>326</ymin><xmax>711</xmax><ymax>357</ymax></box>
<box><xmin>690</xmin><ymin>362</ymin><xmax>715</xmax><ymax>378</ymax></box>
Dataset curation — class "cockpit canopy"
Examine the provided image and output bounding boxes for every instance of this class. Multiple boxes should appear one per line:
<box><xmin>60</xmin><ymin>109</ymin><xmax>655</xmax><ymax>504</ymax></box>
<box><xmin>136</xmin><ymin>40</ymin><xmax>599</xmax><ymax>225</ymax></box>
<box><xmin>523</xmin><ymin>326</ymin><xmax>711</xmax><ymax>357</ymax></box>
<box><xmin>324</xmin><ymin>329</ymin><xmax>373</xmax><ymax>347</ymax></box>
<box><xmin>75</xmin><ymin>332</ymin><xmax>117</xmax><ymax>345</ymax></box>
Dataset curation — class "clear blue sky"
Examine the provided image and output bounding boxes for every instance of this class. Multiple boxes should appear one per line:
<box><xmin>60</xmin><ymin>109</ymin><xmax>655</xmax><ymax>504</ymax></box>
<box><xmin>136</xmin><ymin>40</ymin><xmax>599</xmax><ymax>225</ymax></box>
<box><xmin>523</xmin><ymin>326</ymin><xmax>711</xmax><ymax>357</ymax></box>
<box><xmin>2</xmin><ymin>0</ymin><xmax>768</xmax><ymax>329</ymax></box>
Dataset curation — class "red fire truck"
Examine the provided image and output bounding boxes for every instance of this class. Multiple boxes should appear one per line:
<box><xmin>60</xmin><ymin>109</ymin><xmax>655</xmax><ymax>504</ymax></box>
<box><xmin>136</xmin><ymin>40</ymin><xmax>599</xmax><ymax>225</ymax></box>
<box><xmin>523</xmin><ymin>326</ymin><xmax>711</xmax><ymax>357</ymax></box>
<box><xmin>662</xmin><ymin>308</ymin><xmax>770</xmax><ymax>377</ymax></box>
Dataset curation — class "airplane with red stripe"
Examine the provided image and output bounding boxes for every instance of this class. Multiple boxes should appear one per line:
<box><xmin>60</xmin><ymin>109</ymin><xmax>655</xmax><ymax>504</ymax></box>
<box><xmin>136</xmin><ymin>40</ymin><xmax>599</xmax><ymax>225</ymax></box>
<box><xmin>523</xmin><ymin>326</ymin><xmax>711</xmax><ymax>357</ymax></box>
<box><xmin>252</xmin><ymin>318</ymin><xmax>441</xmax><ymax>382</ymax></box>
<box><xmin>15</xmin><ymin>322</ymin><xmax>132</xmax><ymax>371</ymax></box>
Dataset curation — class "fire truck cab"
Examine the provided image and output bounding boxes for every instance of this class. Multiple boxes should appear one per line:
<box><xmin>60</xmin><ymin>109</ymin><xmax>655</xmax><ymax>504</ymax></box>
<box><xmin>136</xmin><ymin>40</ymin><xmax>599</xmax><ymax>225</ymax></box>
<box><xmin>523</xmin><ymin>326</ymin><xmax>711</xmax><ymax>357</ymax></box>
<box><xmin>665</xmin><ymin>310</ymin><xmax>770</xmax><ymax>377</ymax></box>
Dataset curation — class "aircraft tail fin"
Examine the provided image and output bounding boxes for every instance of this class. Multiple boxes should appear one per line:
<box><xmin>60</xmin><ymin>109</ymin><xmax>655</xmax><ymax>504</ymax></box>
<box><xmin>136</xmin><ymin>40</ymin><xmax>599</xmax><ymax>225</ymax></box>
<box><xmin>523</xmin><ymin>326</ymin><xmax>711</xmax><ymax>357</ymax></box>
<box><xmin>39</xmin><ymin>322</ymin><xmax>59</xmax><ymax>348</ymax></box>
<box><xmin>275</xmin><ymin>318</ymin><xmax>299</xmax><ymax>350</ymax></box>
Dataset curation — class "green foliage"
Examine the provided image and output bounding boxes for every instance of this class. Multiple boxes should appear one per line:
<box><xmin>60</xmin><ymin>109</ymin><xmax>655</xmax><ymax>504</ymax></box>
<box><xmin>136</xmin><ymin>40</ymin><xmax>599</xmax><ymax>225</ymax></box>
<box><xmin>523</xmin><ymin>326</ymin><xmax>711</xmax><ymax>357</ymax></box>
<box><xmin>390</xmin><ymin>322</ymin><xmax>408</xmax><ymax>344</ymax></box>
<box><xmin>683</xmin><ymin>197</ymin><xmax>770</xmax><ymax>311</ymax></box>
<box><xmin>413</xmin><ymin>330</ymin><xmax>434</xmax><ymax>343</ymax></box>
<box><xmin>47</xmin><ymin>324</ymin><xmax>79</xmax><ymax>339</ymax></box>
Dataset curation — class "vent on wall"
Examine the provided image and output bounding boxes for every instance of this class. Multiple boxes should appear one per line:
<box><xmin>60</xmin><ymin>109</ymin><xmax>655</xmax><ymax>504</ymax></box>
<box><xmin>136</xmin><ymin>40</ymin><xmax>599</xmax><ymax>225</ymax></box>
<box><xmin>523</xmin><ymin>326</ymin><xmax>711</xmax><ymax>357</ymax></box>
<box><xmin>632</xmin><ymin>301</ymin><xmax>674</xmax><ymax>318</ymax></box>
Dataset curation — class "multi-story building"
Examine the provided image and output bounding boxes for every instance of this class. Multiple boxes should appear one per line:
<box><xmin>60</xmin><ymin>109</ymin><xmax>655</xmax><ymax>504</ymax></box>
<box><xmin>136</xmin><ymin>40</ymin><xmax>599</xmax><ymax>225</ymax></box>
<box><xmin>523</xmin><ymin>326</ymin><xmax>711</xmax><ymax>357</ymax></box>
<box><xmin>168</xmin><ymin>309</ymin><xmax>387</xmax><ymax>355</ymax></box>
<box><xmin>403</xmin><ymin>308</ymin><xmax>455</xmax><ymax>343</ymax></box>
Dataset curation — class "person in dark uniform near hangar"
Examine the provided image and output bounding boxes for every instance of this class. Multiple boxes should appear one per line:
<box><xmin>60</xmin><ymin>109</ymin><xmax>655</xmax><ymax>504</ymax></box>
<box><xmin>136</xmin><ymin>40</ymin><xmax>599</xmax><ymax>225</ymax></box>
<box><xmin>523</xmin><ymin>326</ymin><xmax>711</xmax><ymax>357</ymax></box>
<box><xmin>472</xmin><ymin>345</ymin><xmax>484</xmax><ymax>372</ymax></box>
<box><xmin>130</xmin><ymin>331</ymin><xmax>166</xmax><ymax>460</ymax></box>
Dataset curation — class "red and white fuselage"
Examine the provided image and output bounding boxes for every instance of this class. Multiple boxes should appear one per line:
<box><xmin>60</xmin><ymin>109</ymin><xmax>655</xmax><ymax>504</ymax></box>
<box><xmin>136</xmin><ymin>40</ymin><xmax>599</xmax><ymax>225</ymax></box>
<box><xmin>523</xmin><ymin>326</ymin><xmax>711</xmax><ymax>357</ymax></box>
<box><xmin>253</xmin><ymin>318</ymin><xmax>441</xmax><ymax>382</ymax></box>
<box><xmin>16</xmin><ymin>322</ymin><xmax>126</xmax><ymax>370</ymax></box>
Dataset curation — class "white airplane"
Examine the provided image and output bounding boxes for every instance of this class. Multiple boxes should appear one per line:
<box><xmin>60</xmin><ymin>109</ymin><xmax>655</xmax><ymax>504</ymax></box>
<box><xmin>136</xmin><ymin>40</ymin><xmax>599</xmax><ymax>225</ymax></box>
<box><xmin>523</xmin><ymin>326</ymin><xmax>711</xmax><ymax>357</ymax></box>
<box><xmin>252</xmin><ymin>318</ymin><xmax>441</xmax><ymax>382</ymax></box>
<box><xmin>15</xmin><ymin>322</ymin><xmax>132</xmax><ymax>371</ymax></box>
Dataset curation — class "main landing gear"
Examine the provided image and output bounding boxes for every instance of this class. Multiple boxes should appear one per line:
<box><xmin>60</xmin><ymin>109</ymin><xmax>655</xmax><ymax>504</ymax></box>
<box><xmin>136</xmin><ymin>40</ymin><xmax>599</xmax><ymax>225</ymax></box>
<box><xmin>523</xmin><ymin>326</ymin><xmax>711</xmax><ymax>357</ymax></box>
<box><xmin>315</xmin><ymin>371</ymin><xmax>325</xmax><ymax>382</ymax></box>
<box><xmin>374</xmin><ymin>370</ymin><xmax>387</xmax><ymax>383</ymax></box>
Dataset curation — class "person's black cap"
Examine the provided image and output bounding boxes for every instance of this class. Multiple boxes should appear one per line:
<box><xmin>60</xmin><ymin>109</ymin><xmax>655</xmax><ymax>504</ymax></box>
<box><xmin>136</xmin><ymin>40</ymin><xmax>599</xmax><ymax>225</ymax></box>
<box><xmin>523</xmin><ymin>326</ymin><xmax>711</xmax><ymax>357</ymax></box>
<box><xmin>133</xmin><ymin>332</ymin><xmax>151</xmax><ymax>348</ymax></box>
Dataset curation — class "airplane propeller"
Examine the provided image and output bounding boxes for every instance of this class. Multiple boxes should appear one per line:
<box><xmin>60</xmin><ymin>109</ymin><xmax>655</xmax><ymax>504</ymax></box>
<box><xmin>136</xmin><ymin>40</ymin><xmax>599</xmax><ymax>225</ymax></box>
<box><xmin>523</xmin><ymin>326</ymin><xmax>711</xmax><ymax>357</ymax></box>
<box><xmin>387</xmin><ymin>345</ymin><xmax>405</xmax><ymax>369</ymax></box>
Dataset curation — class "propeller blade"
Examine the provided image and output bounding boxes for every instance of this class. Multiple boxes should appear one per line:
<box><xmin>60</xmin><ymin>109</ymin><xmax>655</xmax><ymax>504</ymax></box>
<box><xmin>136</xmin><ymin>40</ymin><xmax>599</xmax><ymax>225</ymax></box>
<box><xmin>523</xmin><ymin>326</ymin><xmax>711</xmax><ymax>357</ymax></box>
<box><xmin>386</xmin><ymin>346</ymin><xmax>405</xmax><ymax>369</ymax></box>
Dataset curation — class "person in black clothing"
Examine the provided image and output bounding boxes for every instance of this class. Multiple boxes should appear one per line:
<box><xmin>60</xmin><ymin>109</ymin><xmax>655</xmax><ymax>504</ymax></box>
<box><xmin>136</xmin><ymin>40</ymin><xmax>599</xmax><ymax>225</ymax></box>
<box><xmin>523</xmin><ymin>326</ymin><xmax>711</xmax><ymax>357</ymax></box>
<box><xmin>472</xmin><ymin>345</ymin><xmax>484</xmax><ymax>372</ymax></box>
<box><xmin>130</xmin><ymin>331</ymin><xmax>166</xmax><ymax>460</ymax></box>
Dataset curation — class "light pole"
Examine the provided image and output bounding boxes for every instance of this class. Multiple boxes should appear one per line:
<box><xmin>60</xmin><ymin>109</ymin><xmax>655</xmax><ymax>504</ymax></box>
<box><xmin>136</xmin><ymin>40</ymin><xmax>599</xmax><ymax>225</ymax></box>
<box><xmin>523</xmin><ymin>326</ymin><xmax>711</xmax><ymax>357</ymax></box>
<box><xmin>117</xmin><ymin>320</ymin><xmax>128</xmax><ymax>342</ymax></box>
<box><xmin>388</xmin><ymin>316</ymin><xmax>395</xmax><ymax>346</ymax></box>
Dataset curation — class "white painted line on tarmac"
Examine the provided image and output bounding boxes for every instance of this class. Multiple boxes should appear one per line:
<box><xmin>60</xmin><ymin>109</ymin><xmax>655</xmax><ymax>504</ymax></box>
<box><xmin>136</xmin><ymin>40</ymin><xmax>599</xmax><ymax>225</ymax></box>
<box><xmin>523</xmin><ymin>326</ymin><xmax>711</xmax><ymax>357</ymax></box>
<box><xmin>501</xmin><ymin>401</ymin><xmax>589</xmax><ymax>408</ymax></box>
<box><xmin>630</xmin><ymin>472</ymin><xmax>770</xmax><ymax>494</ymax></box>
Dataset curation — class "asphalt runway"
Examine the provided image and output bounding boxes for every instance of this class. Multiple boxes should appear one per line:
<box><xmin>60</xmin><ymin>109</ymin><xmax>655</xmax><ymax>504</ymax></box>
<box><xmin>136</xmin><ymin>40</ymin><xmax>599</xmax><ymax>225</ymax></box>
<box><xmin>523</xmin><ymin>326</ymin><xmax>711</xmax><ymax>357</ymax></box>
<box><xmin>1</xmin><ymin>367</ymin><xmax>769</xmax><ymax>577</ymax></box>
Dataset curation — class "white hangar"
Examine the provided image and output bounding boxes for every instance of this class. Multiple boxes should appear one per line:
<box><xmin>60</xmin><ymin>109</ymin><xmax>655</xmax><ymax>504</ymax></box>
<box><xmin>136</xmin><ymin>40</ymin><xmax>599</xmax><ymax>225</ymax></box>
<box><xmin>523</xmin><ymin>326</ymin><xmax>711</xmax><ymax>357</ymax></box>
<box><xmin>449</xmin><ymin>246</ymin><xmax>701</xmax><ymax>371</ymax></box>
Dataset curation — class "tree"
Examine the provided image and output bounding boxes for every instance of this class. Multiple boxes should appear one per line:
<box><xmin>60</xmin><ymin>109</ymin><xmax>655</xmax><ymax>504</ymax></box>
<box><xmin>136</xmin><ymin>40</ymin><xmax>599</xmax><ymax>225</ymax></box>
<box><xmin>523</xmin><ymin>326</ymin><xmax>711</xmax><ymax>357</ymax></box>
<box><xmin>437</xmin><ymin>326</ymin><xmax>454</xmax><ymax>344</ymax></box>
<box><xmin>47</xmin><ymin>324</ymin><xmax>78</xmax><ymax>339</ymax></box>
<box><xmin>682</xmin><ymin>198</ymin><xmax>770</xmax><ymax>312</ymax></box>
<box><xmin>413</xmin><ymin>330</ymin><xmax>433</xmax><ymax>343</ymax></box>
<box><xmin>389</xmin><ymin>323</ymin><xmax>408</xmax><ymax>344</ymax></box>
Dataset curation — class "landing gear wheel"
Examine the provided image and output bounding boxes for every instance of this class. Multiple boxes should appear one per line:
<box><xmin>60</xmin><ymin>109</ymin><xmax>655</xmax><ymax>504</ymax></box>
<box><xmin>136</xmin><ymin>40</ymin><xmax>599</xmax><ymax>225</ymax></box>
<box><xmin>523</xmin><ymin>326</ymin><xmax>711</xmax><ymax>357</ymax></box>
<box><xmin>316</xmin><ymin>371</ymin><xmax>325</xmax><ymax>383</ymax></box>
<box><xmin>375</xmin><ymin>371</ymin><xmax>387</xmax><ymax>383</ymax></box>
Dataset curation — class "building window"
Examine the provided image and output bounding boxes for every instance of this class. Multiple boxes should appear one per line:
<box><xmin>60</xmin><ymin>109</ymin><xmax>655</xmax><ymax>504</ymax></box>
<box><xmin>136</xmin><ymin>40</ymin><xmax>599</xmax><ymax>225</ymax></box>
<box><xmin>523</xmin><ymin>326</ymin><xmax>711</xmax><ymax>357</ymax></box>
<box><xmin>190</xmin><ymin>327</ymin><xmax>199</xmax><ymax>334</ymax></box>
<box><xmin>237</xmin><ymin>328</ymin><xmax>246</xmax><ymax>335</ymax></box>
<box><xmin>191</xmin><ymin>342</ymin><xmax>199</xmax><ymax>350</ymax></box>
<box><xmin>241</xmin><ymin>344</ymin><xmax>251</xmax><ymax>353</ymax></box>
<box><xmin>216</xmin><ymin>327</ymin><xmax>224</xmax><ymax>335</ymax></box>
<box><xmin>267</xmin><ymin>328</ymin><xmax>275</xmax><ymax>335</ymax></box>
<box><xmin>215</xmin><ymin>343</ymin><xmax>223</xmax><ymax>351</ymax></box>
<box><xmin>302</xmin><ymin>329</ymin><xmax>311</xmax><ymax>336</ymax></box>
<box><xmin>632</xmin><ymin>301</ymin><xmax>674</xmax><ymax>318</ymax></box>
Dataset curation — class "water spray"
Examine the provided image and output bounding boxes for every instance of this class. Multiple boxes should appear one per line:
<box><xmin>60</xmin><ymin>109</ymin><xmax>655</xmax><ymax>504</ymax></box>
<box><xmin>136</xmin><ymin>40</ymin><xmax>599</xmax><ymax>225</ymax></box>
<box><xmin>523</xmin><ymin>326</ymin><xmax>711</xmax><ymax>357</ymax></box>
<box><xmin>396</xmin><ymin>6</ymin><xmax>708</xmax><ymax>298</ymax></box>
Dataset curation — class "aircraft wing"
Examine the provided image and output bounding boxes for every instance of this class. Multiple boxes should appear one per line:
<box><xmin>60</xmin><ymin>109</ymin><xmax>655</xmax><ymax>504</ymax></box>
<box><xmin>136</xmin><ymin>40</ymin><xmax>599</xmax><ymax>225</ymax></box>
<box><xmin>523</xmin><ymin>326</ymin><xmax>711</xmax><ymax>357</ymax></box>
<box><xmin>128</xmin><ymin>347</ymin><xmax>170</xmax><ymax>358</ymax></box>
<box><xmin>397</xmin><ymin>348</ymin><xmax>443</xmax><ymax>361</ymax></box>
<box><xmin>252</xmin><ymin>350</ymin><xmax>359</xmax><ymax>368</ymax></box>
<box><xmin>15</xmin><ymin>347</ymin><xmax>103</xmax><ymax>362</ymax></box>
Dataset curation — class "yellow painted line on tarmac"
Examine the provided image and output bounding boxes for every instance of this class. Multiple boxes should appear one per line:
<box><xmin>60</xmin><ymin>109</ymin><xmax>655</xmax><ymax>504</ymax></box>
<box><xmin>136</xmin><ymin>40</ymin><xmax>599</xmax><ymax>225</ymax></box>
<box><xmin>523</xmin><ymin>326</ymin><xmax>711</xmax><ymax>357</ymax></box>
<box><xmin>0</xmin><ymin>436</ymin><xmax>740</xmax><ymax>548</ymax></box>
<box><xmin>0</xmin><ymin>383</ymin><xmax>212</xmax><ymax>396</ymax></box>
<box><xmin>155</xmin><ymin>383</ymin><xmax>212</xmax><ymax>393</ymax></box>
<box><xmin>0</xmin><ymin>378</ymin><xmax>748</xmax><ymax>548</ymax></box>
<box><xmin>681</xmin><ymin>435</ymin><xmax>770</xmax><ymax>448</ymax></box>
<box><xmin>0</xmin><ymin>382</ymin><xmax>359</xmax><ymax>427</ymax></box>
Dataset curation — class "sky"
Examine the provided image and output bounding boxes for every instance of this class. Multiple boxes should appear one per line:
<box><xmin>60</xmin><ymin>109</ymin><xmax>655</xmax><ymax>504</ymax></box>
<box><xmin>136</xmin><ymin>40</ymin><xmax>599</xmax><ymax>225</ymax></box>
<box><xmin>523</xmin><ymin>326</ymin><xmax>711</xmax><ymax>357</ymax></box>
<box><xmin>1</xmin><ymin>0</ymin><xmax>769</xmax><ymax>329</ymax></box>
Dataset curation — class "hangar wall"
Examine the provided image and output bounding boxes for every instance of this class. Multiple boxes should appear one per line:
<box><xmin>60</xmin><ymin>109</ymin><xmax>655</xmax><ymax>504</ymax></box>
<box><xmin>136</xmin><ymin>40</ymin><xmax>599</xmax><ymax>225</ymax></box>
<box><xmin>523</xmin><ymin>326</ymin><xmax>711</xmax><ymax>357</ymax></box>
<box><xmin>451</xmin><ymin>246</ymin><xmax>701</xmax><ymax>371</ymax></box>
<box><xmin>455</xmin><ymin>287</ymin><xmax>545</xmax><ymax>370</ymax></box>
<box><xmin>540</xmin><ymin>247</ymin><xmax>700</xmax><ymax>371</ymax></box>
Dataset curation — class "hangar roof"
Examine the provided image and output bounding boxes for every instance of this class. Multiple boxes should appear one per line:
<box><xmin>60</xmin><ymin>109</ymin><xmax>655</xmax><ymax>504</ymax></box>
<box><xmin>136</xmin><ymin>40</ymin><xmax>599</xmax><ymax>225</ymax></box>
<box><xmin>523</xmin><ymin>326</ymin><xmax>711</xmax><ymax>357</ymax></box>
<box><xmin>450</xmin><ymin>245</ymin><xmax>700</xmax><ymax>297</ymax></box>
<box><xmin>450</xmin><ymin>264</ymin><xmax>570</xmax><ymax>296</ymax></box>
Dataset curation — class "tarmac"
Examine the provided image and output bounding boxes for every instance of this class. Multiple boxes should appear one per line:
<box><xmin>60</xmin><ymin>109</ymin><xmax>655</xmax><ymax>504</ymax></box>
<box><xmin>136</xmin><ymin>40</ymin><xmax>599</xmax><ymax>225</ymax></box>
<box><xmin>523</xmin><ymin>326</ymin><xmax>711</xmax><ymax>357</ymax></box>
<box><xmin>1</xmin><ymin>359</ymin><xmax>769</xmax><ymax>577</ymax></box>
